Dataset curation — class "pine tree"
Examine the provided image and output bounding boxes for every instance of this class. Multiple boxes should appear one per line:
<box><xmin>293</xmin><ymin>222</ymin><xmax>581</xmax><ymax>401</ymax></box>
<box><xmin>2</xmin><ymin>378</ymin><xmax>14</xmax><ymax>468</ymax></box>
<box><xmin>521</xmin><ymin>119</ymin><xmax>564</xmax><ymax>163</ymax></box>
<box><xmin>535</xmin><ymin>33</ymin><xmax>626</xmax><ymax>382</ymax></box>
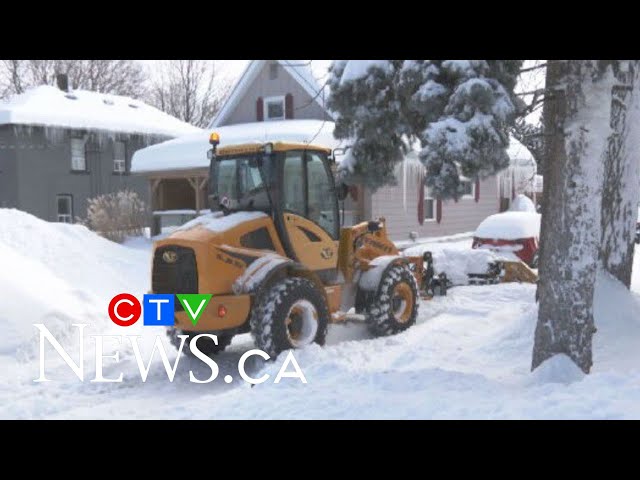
<box><xmin>327</xmin><ymin>60</ymin><xmax>523</xmax><ymax>199</ymax></box>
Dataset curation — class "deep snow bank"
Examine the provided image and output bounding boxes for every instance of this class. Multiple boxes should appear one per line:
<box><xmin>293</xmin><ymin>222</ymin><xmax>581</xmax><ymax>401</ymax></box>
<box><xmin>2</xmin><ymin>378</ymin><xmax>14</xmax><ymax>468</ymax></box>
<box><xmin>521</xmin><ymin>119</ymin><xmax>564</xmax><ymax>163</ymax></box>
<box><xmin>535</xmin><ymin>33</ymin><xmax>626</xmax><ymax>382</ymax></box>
<box><xmin>0</xmin><ymin>209</ymin><xmax>150</xmax><ymax>356</ymax></box>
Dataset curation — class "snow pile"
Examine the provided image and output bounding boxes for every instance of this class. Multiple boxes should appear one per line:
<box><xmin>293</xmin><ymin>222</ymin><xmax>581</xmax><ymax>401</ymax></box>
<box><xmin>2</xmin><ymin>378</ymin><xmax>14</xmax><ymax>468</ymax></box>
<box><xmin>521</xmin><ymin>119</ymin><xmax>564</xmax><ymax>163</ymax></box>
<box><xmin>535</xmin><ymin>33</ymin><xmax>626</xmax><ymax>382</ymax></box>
<box><xmin>177</xmin><ymin>211</ymin><xmax>267</xmax><ymax>233</ymax></box>
<box><xmin>132</xmin><ymin>119</ymin><xmax>340</xmax><ymax>173</ymax></box>
<box><xmin>0</xmin><ymin>208</ymin><xmax>150</xmax><ymax>370</ymax></box>
<box><xmin>510</xmin><ymin>194</ymin><xmax>536</xmax><ymax>213</ymax></box>
<box><xmin>474</xmin><ymin>212</ymin><xmax>541</xmax><ymax>240</ymax></box>
<box><xmin>404</xmin><ymin>238</ymin><xmax>505</xmax><ymax>285</ymax></box>
<box><xmin>0</xmin><ymin>85</ymin><xmax>200</xmax><ymax>138</ymax></box>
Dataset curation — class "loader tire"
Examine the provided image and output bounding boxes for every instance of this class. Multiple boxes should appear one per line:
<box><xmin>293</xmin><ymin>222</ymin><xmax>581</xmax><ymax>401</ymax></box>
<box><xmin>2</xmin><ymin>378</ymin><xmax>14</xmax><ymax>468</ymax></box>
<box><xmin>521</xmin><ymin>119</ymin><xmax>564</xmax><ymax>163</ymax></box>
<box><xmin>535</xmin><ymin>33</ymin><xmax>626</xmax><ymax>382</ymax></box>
<box><xmin>166</xmin><ymin>328</ymin><xmax>233</xmax><ymax>357</ymax></box>
<box><xmin>250</xmin><ymin>277</ymin><xmax>329</xmax><ymax>357</ymax></box>
<box><xmin>365</xmin><ymin>264</ymin><xmax>419</xmax><ymax>337</ymax></box>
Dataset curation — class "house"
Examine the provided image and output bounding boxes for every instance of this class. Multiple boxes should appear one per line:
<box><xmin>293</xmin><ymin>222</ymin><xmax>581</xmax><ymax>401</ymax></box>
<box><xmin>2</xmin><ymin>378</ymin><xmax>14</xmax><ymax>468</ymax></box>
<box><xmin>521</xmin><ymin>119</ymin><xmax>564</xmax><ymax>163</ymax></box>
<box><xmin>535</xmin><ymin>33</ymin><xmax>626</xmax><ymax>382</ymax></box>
<box><xmin>132</xmin><ymin>60</ymin><xmax>536</xmax><ymax>241</ymax></box>
<box><xmin>0</xmin><ymin>75</ymin><xmax>199</xmax><ymax>224</ymax></box>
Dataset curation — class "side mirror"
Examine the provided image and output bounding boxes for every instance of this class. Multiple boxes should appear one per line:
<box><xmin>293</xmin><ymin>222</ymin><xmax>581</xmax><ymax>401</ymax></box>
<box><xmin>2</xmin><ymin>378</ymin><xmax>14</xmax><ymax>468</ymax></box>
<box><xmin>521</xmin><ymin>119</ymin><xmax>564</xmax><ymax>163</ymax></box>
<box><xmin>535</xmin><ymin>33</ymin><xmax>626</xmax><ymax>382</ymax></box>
<box><xmin>336</xmin><ymin>183</ymin><xmax>349</xmax><ymax>201</ymax></box>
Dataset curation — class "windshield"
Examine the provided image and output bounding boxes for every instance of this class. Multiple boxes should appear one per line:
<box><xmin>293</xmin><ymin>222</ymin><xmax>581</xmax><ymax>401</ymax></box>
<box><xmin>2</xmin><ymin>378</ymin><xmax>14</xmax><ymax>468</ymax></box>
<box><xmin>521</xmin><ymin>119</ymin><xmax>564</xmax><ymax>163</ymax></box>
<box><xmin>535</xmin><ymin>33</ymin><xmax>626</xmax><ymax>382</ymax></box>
<box><xmin>209</xmin><ymin>155</ymin><xmax>271</xmax><ymax>213</ymax></box>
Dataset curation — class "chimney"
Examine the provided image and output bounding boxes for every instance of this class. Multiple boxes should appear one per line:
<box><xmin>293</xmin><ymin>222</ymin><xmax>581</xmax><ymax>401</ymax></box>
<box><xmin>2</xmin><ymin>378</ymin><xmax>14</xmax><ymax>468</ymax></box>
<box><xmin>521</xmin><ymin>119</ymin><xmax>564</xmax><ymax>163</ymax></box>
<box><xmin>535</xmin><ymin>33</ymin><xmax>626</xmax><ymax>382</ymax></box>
<box><xmin>56</xmin><ymin>73</ymin><xmax>69</xmax><ymax>92</ymax></box>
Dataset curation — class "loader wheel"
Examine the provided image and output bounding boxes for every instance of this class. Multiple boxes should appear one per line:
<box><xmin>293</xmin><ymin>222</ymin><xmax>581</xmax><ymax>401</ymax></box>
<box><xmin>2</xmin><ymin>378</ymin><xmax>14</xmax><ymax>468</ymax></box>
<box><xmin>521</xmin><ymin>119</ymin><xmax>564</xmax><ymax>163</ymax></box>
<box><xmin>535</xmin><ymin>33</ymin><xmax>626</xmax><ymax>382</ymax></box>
<box><xmin>166</xmin><ymin>328</ymin><xmax>233</xmax><ymax>357</ymax></box>
<box><xmin>365</xmin><ymin>264</ymin><xmax>419</xmax><ymax>337</ymax></box>
<box><xmin>250</xmin><ymin>277</ymin><xmax>329</xmax><ymax>357</ymax></box>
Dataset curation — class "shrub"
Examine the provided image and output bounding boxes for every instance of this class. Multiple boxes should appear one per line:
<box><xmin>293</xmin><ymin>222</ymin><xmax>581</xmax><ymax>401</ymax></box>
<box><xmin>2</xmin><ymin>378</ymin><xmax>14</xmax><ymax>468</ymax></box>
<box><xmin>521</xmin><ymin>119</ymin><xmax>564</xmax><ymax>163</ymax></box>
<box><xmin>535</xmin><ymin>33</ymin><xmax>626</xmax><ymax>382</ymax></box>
<box><xmin>84</xmin><ymin>190</ymin><xmax>147</xmax><ymax>243</ymax></box>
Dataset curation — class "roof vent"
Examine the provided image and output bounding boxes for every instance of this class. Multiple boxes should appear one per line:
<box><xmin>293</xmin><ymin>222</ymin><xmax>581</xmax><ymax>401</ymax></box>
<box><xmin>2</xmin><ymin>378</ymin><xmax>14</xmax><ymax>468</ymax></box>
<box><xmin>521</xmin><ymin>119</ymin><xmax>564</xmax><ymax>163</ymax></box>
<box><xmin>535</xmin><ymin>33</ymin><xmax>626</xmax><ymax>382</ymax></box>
<box><xmin>65</xmin><ymin>94</ymin><xmax>78</xmax><ymax>100</ymax></box>
<box><xmin>128</xmin><ymin>103</ymin><xmax>139</xmax><ymax>109</ymax></box>
<box><xmin>103</xmin><ymin>99</ymin><xmax>115</xmax><ymax>106</ymax></box>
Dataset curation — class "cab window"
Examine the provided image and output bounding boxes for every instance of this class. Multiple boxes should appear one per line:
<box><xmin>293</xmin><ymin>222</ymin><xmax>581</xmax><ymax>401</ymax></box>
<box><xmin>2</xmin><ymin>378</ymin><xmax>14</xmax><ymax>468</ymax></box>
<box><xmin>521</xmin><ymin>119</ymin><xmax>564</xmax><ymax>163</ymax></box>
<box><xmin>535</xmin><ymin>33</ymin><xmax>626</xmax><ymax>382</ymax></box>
<box><xmin>282</xmin><ymin>152</ymin><xmax>305</xmax><ymax>216</ymax></box>
<box><xmin>306</xmin><ymin>152</ymin><xmax>338</xmax><ymax>237</ymax></box>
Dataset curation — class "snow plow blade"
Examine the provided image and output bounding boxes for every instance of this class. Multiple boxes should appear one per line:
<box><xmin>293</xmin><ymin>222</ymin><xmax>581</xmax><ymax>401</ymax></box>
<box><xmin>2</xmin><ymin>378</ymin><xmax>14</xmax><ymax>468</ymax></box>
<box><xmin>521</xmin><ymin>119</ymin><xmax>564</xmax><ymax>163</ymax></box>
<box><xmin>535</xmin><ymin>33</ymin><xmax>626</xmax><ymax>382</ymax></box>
<box><xmin>501</xmin><ymin>261</ymin><xmax>538</xmax><ymax>284</ymax></box>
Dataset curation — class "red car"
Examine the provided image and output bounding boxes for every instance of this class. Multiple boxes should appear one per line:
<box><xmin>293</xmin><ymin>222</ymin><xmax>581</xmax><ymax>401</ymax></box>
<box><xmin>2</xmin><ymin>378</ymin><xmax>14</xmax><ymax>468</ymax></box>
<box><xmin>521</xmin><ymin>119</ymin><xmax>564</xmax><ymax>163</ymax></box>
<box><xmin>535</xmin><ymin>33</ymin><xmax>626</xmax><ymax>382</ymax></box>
<box><xmin>472</xmin><ymin>212</ymin><xmax>541</xmax><ymax>267</ymax></box>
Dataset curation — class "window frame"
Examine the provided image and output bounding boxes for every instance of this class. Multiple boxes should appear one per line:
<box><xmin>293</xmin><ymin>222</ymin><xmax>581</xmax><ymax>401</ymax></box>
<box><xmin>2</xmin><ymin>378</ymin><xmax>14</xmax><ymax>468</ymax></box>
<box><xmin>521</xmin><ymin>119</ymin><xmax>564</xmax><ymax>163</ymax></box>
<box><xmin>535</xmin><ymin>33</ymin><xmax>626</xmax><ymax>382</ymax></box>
<box><xmin>460</xmin><ymin>177</ymin><xmax>475</xmax><ymax>199</ymax></box>
<box><xmin>113</xmin><ymin>140</ymin><xmax>126</xmax><ymax>174</ymax></box>
<box><xmin>264</xmin><ymin>95</ymin><xmax>286</xmax><ymax>121</ymax></box>
<box><xmin>424</xmin><ymin>185</ymin><xmax>436</xmax><ymax>222</ymax></box>
<box><xmin>70</xmin><ymin>137</ymin><xmax>87</xmax><ymax>172</ymax></box>
<box><xmin>56</xmin><ymin>194</ymin><xmax>73</xmax><ymax>223</ymax></box>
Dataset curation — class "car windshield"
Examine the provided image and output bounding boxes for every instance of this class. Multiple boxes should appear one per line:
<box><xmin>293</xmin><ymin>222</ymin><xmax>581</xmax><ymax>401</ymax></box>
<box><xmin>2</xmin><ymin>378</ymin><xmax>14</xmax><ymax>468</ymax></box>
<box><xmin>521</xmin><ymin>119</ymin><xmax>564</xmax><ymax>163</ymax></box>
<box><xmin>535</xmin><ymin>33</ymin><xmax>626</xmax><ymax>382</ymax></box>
<box><xmin>209</xmin><ymin>155</ymin><xmax>271</xmax><ymax>212</ymax></box>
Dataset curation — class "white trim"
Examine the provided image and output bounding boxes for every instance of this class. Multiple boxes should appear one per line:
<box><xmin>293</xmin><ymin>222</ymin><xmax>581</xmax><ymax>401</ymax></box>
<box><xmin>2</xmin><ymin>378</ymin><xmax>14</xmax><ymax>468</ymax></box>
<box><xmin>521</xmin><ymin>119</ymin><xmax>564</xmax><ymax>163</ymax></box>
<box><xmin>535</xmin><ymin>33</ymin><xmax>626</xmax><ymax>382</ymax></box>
<box><xmin>113</xmin><ymin>140</ymin><xmax>126</xmax><ymax>173</ymax></box>
<box><xmin>209</xmin><ymin>60</ymin><xmax>329</xmax><ymax>128</ymax></box>
<box><xmin>264</xmin><ymin>95</ymin><xmax>286</xmax><ymax>121</ymax></box>
<box><xmin>56</xmin><ymin>194</ymin><xmax>73</xmax><ymax>223</ymax></box>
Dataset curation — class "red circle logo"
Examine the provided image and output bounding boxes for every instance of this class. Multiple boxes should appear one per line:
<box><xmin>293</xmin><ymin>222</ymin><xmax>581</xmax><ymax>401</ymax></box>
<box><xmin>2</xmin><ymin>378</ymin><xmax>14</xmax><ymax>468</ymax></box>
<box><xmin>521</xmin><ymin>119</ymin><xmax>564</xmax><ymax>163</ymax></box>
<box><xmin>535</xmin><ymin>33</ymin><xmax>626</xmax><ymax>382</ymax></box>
<box><xmin>108</xmin><ymin>293</ymin><xmax>142</xmax><ymax>327</ymax></box>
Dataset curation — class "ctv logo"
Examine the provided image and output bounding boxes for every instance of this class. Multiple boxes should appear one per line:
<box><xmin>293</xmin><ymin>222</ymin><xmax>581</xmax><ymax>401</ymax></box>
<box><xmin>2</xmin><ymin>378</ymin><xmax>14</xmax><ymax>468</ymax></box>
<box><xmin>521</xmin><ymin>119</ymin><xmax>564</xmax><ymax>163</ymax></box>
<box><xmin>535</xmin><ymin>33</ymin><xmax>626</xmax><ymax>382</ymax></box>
<box><xmin>109</xmin><ymin>293</ymin><xmax>212</xmax><ymax>327</ymax></box>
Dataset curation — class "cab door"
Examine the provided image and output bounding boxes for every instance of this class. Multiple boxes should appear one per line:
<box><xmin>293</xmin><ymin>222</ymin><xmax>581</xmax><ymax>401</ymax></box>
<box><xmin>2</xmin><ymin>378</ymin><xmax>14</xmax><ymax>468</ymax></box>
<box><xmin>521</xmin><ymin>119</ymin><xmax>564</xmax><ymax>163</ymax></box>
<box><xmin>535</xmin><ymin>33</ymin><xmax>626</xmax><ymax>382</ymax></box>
<box><xmin>279</xmin><ymin>150</ymin><xmax>340</xmax><ymax>275</ymax></box>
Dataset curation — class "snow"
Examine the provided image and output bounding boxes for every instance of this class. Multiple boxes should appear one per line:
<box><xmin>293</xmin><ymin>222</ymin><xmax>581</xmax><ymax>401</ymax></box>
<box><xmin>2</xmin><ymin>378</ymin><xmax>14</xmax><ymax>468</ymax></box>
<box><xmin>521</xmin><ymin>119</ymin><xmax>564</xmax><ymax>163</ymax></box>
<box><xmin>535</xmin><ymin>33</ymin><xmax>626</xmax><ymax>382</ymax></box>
<box><xmin>233</xmin><ymin>254</ymin><xmax>290</xmax><ymax>294</ymax></box>
<box><xmin>177</xmin><ymin>211</ymin><xmax>267</xmax><ymax>233</ymax></box>
<box><xmin>2</xmin><ymin>208</ymin><xmax>640</xmax><ymax>419</ymax></box>
<box><xmin>358</xmin><ymin>255</ymin><xmax>403</xmax><ymax>291</ymax></box>
<box><xmin>509</xmin><ymin>194</ymin><xmax>536</xmax><ymax>213</ymax></box>
<box><xmin>340</xmin><ymin>60</ymin><xmax>391</xmax><ymax>84</ymax></box>
<box><xmin>131</xmin><ymin>120</ymin><xmax>341</xmax><ymax>173</ymax></box>
<box><xmin>403</xmin><ymin>238</ymin><xmax>508</xmax><ymax>285</ymax></box>
<box><xmin>474</xmin><ymin>211</ymin><xmax>541</xmax><ymax>240</ymax></box>
<box><xmin>0</xmin><ymin>85</ymin><xmax>200</xmax><ymax>138</ymax></box>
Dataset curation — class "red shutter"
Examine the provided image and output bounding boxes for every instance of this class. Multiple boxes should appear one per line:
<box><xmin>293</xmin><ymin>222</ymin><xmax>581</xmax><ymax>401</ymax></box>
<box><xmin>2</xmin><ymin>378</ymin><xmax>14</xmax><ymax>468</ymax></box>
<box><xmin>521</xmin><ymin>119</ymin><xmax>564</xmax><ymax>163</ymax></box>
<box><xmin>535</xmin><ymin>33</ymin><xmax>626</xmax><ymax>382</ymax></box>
<box><xmin>436</xmin><ymin>199</ymin><xmax>442</xmax><ymax>224</ymax></box>
<box><xmin>285</xmin><ymin>93</ymin><xmax>294</xmax><ymax>119</ymax></box>
<box><xmin>418</xmin><ymin>178</ymin><xmax>425</xmax><ymax>225</ymax></box>
<box><xmin>256</xmin><ymin>97</ymin><xmax>264</xmax><ymax>122</ymax></box>
<box><xmin>475</xmin><ymin>179</ymin><xmax>480</xmax><ymax>202</ymax></box>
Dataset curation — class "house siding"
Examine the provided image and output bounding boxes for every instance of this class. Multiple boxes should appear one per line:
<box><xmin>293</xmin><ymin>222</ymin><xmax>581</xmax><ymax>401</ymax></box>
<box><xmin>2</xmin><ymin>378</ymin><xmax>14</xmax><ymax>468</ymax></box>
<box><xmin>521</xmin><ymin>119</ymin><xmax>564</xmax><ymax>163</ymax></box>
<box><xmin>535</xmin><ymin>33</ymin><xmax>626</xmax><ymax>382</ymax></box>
<box><xmin>223</xmin><ymin>62</ymin><xmax>327</xmax><ymax>126</ymax></box>
<box><xmin>370</xmin><ymin>163</ymin><xmax>500</xmax><ymax>242</ymax></box>
<box><xmin>0</xmin><ymin>126</ymin><xmax>19</xmax><ymax>208</ymax></box>
<box><xmin>5</xmin><ymin>125</ymin><xmax>165</xmax><ymax>222</ymax></box>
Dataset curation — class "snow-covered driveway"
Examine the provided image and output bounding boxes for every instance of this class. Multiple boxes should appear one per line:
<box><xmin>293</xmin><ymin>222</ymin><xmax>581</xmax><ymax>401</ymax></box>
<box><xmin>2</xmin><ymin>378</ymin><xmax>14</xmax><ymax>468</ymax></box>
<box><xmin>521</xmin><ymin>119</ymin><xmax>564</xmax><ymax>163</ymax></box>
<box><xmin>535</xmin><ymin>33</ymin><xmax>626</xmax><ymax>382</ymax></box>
<box><xmin>1</xmin><ymin>209</ymin><xmax>639</xmax><ymax>419</ymax></box>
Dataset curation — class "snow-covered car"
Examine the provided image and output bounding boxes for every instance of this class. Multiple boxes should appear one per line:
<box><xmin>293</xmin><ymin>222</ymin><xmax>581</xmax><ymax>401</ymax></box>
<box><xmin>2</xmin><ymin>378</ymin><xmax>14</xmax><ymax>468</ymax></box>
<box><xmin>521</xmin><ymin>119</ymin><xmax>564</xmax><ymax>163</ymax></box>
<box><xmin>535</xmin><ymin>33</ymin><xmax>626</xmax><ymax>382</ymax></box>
<box><xmin>472</xmin><ymin>211</ymin><xmax>541</xmax><ymax>267</ymax></box>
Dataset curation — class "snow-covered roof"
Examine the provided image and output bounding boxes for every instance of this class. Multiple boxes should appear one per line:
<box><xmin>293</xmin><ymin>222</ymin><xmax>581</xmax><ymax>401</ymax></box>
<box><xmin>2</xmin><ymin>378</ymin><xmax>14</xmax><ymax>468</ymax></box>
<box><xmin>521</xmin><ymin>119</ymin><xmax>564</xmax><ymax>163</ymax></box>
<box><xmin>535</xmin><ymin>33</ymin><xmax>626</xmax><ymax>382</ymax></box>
<box><xmin>131</xmin><ymin>119</ymin><xmax>341</xmax><ymax>173</ymax></box>
<box><xmin>209</xmin><ymin>60</ymin><xmax>329</xmax><ymax>128</ymax></box>
<box><xmin>0</xmin><ymin>85</ymin><xmax>201</xmax><ymax>138</ymax></box>
<box><xmin>474</xmin><ymin>211</ymin><xmax>541</xmax><ymax>240</ymax></box>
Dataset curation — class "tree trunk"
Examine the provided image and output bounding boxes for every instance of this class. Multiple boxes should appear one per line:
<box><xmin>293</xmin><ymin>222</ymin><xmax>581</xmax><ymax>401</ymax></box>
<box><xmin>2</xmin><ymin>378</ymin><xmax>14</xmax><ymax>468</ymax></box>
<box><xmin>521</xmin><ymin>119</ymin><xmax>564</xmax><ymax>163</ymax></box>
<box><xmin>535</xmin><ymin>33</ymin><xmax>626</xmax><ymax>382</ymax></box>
<box><xmin>532</xmin><ymin>60</ymin><xmax>615</xmax><ymax>374</ymax></box>
<box><xmin>600</xmin><ymin>62</ymin><xmax>640</xmax><ymax>287</ymax></box>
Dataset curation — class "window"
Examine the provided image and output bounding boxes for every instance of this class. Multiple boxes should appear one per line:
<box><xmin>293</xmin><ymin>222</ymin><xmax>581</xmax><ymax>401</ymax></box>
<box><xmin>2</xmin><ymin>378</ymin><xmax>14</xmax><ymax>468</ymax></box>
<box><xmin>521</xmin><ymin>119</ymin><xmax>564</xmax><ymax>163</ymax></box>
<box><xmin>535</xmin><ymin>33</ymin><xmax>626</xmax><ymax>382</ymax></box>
<box><xmin>306</xmin><ymin>152</ymin><xmax>337</xmax><ymax>237</ymax></box>
<box><xmin>264</xmin><ymin>96</ymin><xmax>285</xmax><ymax>121</ymax></box>
<box><xmin>113</xmin><ymin>141</ymin><xmax>126</xmax><ymax>173</ymax></box>
<box><xmin>269</xmin><ymin>62</ymin><xmax>279</xmax><ymax>80</ymax></box>
<box><xmin>424</xmin><ymin>186</ymin><xmax>435</xmax><ymax>221</ymax></box>
<box><xmin>57</xmin><ymin>194</ymin><xmax>73</xmax><ymax>223</ymax></box>
<box><xmin>71</xmin><ymin>138</ymin><xmax>86</xmax><ymax>171</ymax></box>
<box><xmin>460</xmin><ymin>178</ymin><xmax>475</xmax><ymax>199</ymax></box>
<box><xmin>282</xmin><ymin>152</ymin><xmax>305</xmax><ymax>215</ymax></box>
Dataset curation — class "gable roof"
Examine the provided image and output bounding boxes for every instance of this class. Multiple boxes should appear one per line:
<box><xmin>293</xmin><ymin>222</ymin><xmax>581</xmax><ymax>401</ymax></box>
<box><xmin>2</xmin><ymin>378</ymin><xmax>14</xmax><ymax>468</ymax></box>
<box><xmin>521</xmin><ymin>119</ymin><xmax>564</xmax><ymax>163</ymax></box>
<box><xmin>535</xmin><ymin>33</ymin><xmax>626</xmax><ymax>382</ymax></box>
<box><xmin>209</xmin><ymin>60</ymin><xmax>329</xmax><ymax>128</ymax></box>
<box><xmin>0</xmin><ymin>85</ymin><xmax>201</xmax><ymax>138</ymax></box>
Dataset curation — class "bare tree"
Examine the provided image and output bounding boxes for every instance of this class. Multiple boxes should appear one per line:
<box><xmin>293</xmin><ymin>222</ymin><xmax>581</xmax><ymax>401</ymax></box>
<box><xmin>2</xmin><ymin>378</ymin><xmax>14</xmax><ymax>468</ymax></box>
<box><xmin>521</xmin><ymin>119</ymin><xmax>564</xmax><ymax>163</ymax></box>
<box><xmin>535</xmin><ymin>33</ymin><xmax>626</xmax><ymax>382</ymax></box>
<box><xmin>0</xmin><ymin>60</ymin><xmax>147</xmax><ymax>98</ymax></box>
<box><xmin>146</xmin><ymin>60</ymin><xmax>231</xmax><ymax>128</ymax></box>
<box><xmin>532</xmin><ymin>60</ymin><xmax>640</xmax><ymax>374</ymax></box>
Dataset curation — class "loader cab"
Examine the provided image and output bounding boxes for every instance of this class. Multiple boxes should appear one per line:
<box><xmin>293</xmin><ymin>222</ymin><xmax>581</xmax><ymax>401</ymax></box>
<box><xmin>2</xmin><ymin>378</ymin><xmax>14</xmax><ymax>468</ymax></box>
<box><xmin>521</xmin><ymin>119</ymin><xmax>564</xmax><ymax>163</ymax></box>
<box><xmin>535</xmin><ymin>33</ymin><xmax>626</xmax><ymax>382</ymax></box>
<box><xmin>207</xmin><ymin>137</ymin><xmax>340</xmax><ymax>273</ymax></box>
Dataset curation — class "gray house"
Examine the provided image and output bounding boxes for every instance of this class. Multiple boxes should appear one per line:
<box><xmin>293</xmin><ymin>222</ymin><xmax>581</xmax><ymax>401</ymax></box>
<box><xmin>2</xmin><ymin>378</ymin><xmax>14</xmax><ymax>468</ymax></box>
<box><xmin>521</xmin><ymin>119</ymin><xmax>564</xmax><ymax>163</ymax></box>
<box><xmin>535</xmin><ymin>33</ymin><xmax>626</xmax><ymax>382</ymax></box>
<box><xmin>0</xmin><ymin>76</ymin><xmax>199</xmax><ymax>224</ymax></box>
<box><xmin>133</xmin><ymin>60</ymin><xmax>535</xmax><ymax>241</ymax></box>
